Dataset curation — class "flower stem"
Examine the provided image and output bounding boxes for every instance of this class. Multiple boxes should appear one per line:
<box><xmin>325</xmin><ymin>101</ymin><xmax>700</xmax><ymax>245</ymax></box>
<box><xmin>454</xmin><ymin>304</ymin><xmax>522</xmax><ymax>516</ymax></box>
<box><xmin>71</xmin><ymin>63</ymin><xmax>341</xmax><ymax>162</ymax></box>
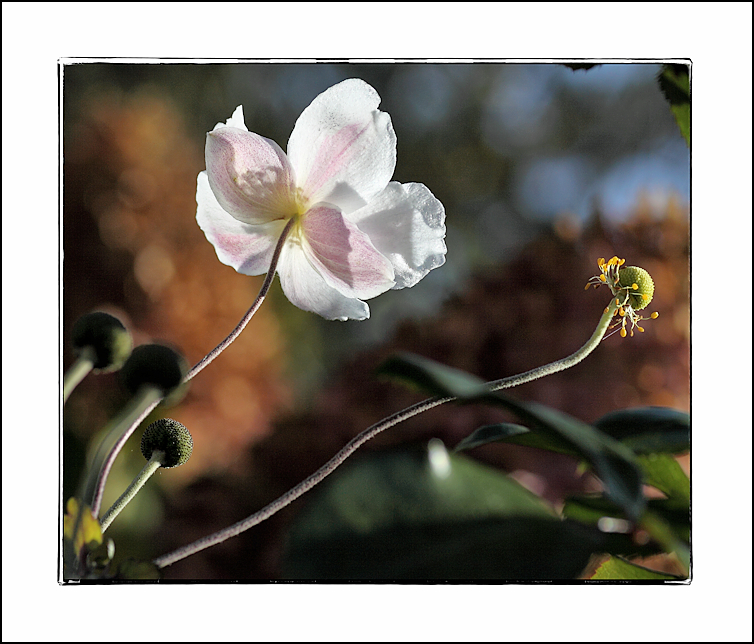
<box><xmin>63</xmin><ymin>347</ymin><xmax>96</xmax><ymax>403</ymax></box>
<box><xmin>87</xmin><ymin>386</ymin><xmax>164</xmax><ymax>517</ymax></box>
<box><xmin>87</xmin><ymin>218</ymin><xmax>295</xmax><ymax>519</ymax></box>
<box><xmin>185</xmin><ymin>217</ymin><xmax>295</xmax><ymax>383</ymax></box>
<box><xmin>100</xmin><ymin>450</ymin><xmax>165</xmax><ymax>533</ymax></box>
<box><xmin>152</xmin><ymin>300</ymin><xmax>620</xmax><ymax>569</ymax></box>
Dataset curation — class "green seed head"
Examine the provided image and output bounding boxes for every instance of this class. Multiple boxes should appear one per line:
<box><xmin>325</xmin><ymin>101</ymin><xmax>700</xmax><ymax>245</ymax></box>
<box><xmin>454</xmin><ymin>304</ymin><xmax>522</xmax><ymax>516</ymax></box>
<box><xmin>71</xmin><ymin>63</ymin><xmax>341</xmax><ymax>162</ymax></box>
<box><xmin>141</xmin><ymin>418</ymin><xmax>193</xmax><ymax>468</ymax></box>
<box><xmin>618</xmin><ymin>266</ymin><xmax>655</xmax><ymax>310</ymax></box>
<box><xmin>71</xmin><ymin>312</ymin><xmax>132</xmax><ymax>372</ymax></box>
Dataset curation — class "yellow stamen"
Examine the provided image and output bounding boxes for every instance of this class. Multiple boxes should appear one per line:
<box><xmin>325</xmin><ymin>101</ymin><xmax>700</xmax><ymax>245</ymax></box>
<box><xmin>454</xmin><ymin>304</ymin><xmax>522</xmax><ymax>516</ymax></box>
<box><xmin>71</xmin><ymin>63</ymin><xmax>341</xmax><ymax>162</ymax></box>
<box><xmin>650</xmin><ymin>312</ymin><xmax>659</xmax><ymax>319</ymax></box>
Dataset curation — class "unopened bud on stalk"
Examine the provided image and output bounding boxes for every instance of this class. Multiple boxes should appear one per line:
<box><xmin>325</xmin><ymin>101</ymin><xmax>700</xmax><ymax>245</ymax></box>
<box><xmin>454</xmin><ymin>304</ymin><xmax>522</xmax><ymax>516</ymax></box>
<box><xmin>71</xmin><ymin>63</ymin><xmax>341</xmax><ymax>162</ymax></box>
<box><xmin>72</xmin><ymin>311</ymin><xmax>132</xmax><ymax>372</ymax></box>
<box><xmin>119</xmin><ymin>343</ymin><xmax>188</xmax><ymax>404</ymax></box>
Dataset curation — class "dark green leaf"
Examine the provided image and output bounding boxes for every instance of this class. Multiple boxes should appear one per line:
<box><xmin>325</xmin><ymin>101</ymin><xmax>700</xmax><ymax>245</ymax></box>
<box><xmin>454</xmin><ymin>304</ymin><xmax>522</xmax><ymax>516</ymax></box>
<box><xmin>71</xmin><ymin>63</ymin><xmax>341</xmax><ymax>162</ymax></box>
<box><xmin>588</xmin><ymin>555</ymin><xmax>684</xmax><ymax>581</ymax></box>
<box><xmin>282</xmin><ymin>444</ymin><xmax>612</xmax><ymax>580</ymax></box>
<box><xmin>657</xmin><ymin>63</ymin><xmax>690</xmax><ymax>146</ymax></box>
<box><xmin>594</xmin><ymin>407</ymin><xmax>690</xmax><ymax>454</ymax></box>
<box><xmin>482</xmin><ymin>396</ymin><xmax>645</xmax><ymax>520</ymax></box>
<box><xmin>285</xmin><ymin>516</ymin><xmax>610</xmax><ymax>580</ymax></box>
<box><xmin>564</xmin><ymin>495</ymin><xmax>689</xmax><ymax>545</ymax></box>
<box><xmin>115</xmin><ymin>559</ymin><xmax>161</xmax><ymax>580</ymax></box>
<box><xmin>456</xmin><ymin>423</ymin><xmax>583</xmax><ymax>456</ymax></box>
<box><xmin>376</xmin><ymin>352</ymin><xmax>487</xmax><ymax>399</ymax></box>
<box><xmin>378</xmin><ymin>353</ymin><xmax>645</xmax><ymax>520</ymax></box>
<box><xmin>454</xmin><ymin>422</ymin><xmax>551</xmax><ymax>452</ymax></box>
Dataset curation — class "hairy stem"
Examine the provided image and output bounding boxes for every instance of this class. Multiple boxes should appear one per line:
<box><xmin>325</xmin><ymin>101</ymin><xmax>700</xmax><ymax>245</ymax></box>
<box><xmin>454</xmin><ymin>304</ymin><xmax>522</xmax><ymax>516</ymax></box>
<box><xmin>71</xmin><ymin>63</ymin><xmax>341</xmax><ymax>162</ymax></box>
<box><xmin>153</xmin><ymin>300</ymin><xmax>620</xmax><ymax>569</ymax></box>
<box><xmin>87</xmin><ymin>218</ymin><xmax>295</xmax><ymax>519</ymax></box>
<box><xmin>100</xmin><ymin>451</ymin><xmax>165</xmax><ymax>533</ymax></box>
<box><xmin>63</xmin><ymin>347</ymin><xmax>96</xmax><ymax>403</ymax></box>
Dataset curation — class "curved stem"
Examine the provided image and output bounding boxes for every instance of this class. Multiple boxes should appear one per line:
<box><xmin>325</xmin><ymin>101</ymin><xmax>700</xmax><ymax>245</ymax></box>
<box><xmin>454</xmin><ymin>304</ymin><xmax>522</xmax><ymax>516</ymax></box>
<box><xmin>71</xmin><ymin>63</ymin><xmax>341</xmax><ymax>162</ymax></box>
<box><xmin>100</xmin><ymin>450</ymin><xmax>165</xmax><ymax>533</ymax></box>
<box><xmin>63</xmin><ymin>348</ymin><xmax>96</xmax><ymax>403</ymax></box>
<box><xmin>87</xmin><ymin>386</ymin><xmax>163</xmax><ymax>516</ymax></box>
<box><xmin>185</xmin><ymin>217</ymin><xmax>295</xmax><ymax>383</ymax></box>
<box><xmin>153</xmin><ymin>300</ymin><xmax>620</xmax><ymax>569</ymax></box>
<box><xmin>87</xmin><ymin>219</ymin><xmax>295</xmax><ymax>519</ymax></box>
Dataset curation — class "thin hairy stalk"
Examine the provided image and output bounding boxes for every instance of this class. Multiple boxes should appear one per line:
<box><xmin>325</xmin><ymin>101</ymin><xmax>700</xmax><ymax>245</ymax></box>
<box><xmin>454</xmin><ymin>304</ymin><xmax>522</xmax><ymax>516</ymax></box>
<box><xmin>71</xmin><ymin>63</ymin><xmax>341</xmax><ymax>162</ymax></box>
<box><xmin>88</xmin><ymin>219</ymin><xmax>295</xmax><ymax>519</ymax></box>
<box><xmin>63</xmin><ymin>347</ymin><xmax>96</xmax><ymax>403</ymax></box>
<box><xmin>88</xmin><ymin>386</ymin><xmax>163</xmax><ymax>516</ymax></box>
<box><xmin>100</xmin><ymin>450</ymin><xmax>165</xmax><ymax>533</ymax></box>
<box><xmin>185</xmin><ymin>217</ymin><xmax>295</xmax><ymax>383</ymax></box>
<box><xmin>153</xmin><ymin>300</ymin><xmax>619</xmax><ymax>569</ymax></box>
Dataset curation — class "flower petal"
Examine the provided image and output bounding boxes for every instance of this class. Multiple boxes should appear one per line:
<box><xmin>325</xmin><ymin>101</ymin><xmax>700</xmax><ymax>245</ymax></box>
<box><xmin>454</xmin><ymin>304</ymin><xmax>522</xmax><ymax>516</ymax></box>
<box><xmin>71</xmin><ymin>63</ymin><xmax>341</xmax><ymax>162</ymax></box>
<box><xmin>196</xmin><ymin>171</ymin><xmax>286</xmax><ymax>275</ymax></box>
<box><xmin>301</xmin><ymin>204</ymin><xmax>395</xmax><ymax>300</ymax></box>
<box><xmin>205</xmin><ymin>126</ymin><xmax>298</xmax><ymax>225</ymax></box>
<box><xmin>277</xmin><ymin>240</ymin><xmax>370</xmax><ymax>321</ymax></box>
<box><xmin>287</xmin><ymin>78</ymin><xmax>396</xmax><ymax>214</ymax></box>
<box><xmin>211</xmin><ymin>105</ymin><xmax>248</xmax><ymax>132</ymax></box>
<box><xmin>349</xmin><ymin>182</ymin><xmax>447</xmax><ymax>289</ymax></box>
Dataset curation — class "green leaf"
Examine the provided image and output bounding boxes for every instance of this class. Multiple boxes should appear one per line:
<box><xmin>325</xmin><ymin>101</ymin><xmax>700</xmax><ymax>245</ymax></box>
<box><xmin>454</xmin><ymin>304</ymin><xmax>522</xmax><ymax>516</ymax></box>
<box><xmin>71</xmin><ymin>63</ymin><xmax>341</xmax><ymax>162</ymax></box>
<box><xmin>564</xmin><ymin>495</ymin><xmax>689</xmax><ymax>545</ymax></box>
<box><xmin>657</xmin><ymin>63</ymin><xmax>690</xmax><ymax>146</ymax></box>
<box><xmin>282</xmin><ymin>444</ymin><xmax>614</xmax><ymax>580</ymax></box>
<box><xmin>480</xmin><ymin>396</ymin><xmax>645</xmax><ymax>520</ymax></box>
<box><xmin>588</xmin><ymin>555</ymin><xmax>684</xmax><ymax>581</ymax></box>
<box><xmin>454</xmin><ymin>422</ymin><xmax>557</xmax><ymax>452</ymax></box>
<box><xmin>594</xmin><ymin>407</ymin><xmax>690</xmax><ymax>455</ymax></box>
<box><xmin>637</xmin><ymin>453</ymin><xmax>690</xmax><ymax>502</ymax></box>
<box><xmin>285</xmin><ymin>516</ymin><xmax>610</xmax><ymax>580</ymax></box>
<box><xmin>378</xmin><ymin>352</ymin><xmax>645</xmax><ymax>520</ymax></box>
<box><xmin>455</xmin><ymin>422</ymin><xmax>582</xmax><ymax>456</ymax></box>
<box><xmin>376</xmin><ymin>352</ymin><xmax>487</xmax><ymax>399</ymax></box>
<box><xmin>115</xmin><ymin>559</ymin><xmax>161</xmax><ymax>580</ymax></box>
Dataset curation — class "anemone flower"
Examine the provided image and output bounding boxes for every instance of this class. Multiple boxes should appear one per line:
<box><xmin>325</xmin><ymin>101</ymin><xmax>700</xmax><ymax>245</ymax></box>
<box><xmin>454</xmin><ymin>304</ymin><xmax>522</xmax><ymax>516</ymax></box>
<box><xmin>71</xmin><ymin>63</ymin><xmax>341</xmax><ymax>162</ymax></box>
<box><xmin>197</xmin><ymin>78</ymin><xmax>446</xmax><ymax>321</ymax></box>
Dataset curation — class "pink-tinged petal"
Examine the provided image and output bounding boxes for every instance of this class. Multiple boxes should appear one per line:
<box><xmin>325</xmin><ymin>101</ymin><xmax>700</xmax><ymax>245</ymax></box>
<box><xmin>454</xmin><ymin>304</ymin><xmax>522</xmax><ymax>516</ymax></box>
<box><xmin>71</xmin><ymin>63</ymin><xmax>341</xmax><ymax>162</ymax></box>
<box><xmin>349</xmin><ymin>182</ymin><xmax>446</xmax><ymax>289</ymax></box>
<box><xmin>301</xmin><ymin>204</ymin><xmax>395</xmax><ymax>300</ymax></box>
<box><xmin>205</xmin><ymin>126</ymin><xmax>298</xmax><ymax>226</ymax></box>
<box><xmin>196</xmin><ymin>171</ymin><xmax>286</xmax><ymax>275</ymax></box>
<box><xmin>211</xmin><ymin>105</ymin><xmax>248</xmax><ymax>132</ymax></box>
<box><xmin>287</xmin><ymin>78</ymin><xmax>396</xmax><ymax>214</ymax></box>
<box><xmin>277</xmin><ymin>240</ymin><xmax>370</xmax><ymax>321</ymax></box>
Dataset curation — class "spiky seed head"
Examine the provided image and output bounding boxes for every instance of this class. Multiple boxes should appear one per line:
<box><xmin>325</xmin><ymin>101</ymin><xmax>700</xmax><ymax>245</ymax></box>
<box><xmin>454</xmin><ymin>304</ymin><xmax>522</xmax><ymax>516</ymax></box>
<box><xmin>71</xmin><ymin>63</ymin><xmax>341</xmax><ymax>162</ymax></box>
<box><xmin>141</xmin><ymin>418</ymin><xmax>193</xmax><ymax>468</ymax></box>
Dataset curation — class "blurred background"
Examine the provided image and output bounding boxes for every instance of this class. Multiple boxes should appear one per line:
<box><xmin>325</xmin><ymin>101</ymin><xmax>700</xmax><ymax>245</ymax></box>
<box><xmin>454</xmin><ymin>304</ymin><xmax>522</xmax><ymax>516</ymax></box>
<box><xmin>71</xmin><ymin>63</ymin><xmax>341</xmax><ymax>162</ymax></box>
<box><xmin>62</xmin><ymin>61</ymin><xmax>689</xmax><ymax>578</ymax></box>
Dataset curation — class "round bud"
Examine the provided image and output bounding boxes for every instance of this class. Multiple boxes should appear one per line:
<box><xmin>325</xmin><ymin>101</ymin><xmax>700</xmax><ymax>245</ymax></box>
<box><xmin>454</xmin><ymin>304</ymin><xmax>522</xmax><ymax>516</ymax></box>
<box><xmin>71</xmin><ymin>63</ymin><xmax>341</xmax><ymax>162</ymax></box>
<box><xmin>119</xmin><ymin>343</ymin><xmax>188</xmax><ymax>400</ymax></box>
<box><xmin>617</xmin><ymin>266</ymin><xmax>655</xmax><ymax>310</ymax></box>
<box><xmin>141</xmin><ymin>418</ymin><xmax>193</xmax><ymax>468</ymax></box>
<box><xmin>71</xmin><ymin>312</ymin><xmax>132</xmax><ymax>372</ymax></box>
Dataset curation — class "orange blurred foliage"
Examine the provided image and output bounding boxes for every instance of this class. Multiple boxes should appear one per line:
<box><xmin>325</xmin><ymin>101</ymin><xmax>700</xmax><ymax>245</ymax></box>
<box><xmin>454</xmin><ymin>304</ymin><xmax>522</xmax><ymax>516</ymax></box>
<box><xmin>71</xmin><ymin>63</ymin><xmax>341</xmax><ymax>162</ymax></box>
<box><xmin>64</xmin><ymin>91</ymin><xmax>292</xmax><ymax>484</ymax></box>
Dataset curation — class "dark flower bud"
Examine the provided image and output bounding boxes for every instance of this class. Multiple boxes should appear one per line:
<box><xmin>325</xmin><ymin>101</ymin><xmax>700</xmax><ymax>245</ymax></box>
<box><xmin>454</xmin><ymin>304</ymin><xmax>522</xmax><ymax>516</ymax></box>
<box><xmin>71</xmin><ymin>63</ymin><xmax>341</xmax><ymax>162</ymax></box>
<box><xmin>119</xmin><ymin>344</ymin><xmax>187</xmax><ymax>400</ymax></box>
<box><xmin>71</xmin><ymin>312</ymin><xmax>132</xmax><ymax>372</ymax></box>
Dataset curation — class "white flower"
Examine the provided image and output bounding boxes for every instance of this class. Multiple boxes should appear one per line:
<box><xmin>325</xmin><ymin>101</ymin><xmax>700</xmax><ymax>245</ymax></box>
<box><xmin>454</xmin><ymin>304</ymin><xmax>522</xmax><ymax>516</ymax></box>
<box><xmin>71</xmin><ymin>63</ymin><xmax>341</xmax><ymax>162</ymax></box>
<box><xmin>196</xmin><ymin>78</ymin><xmax>447</xmax><ymax>321</ymax></box>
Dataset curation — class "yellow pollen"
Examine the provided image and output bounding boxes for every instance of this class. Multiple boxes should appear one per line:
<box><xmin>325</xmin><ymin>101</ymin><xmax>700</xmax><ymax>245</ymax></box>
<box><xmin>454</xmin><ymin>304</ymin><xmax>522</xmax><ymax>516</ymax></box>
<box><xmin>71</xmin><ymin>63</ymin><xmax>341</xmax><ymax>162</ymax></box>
<box><xmin>651</xmin><ymin>312</ymin><xmax>659</xmax><ymax>319</ymax></box>
<box><xmin>637</xmin><ymin>326</ymin><xmax>645</xmax><ymax>332</ymax></box>
<box><xmin>599</xmin><ymin>274</ymin><xmax>607</xmax><ymax>283</ymax></box>
<box><xmin>619</xmin><ymin>307</ymin><xmax>625</xmax><ymax>316</ymax></box>
<box><xmin>620</xmin><ymin>328</ymin><xmax>627</xmax><ymax>338</ymax></box>
<box><xmin>632</xmin><ymin>283</ymin><xmax>639</xmax><ymax>290</ymax></box>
